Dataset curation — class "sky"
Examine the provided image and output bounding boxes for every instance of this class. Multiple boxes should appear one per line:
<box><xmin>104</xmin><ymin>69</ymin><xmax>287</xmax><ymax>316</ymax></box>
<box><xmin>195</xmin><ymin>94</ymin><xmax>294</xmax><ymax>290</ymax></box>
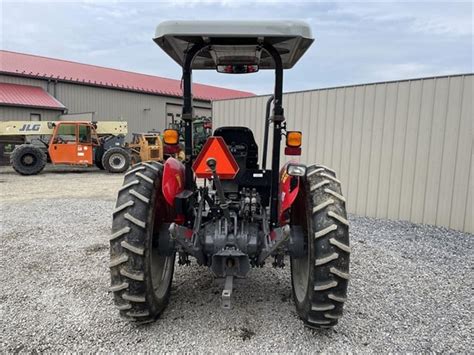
<box><xmin>1</xmin><ymin>0</ymin><xmax>472</xmax><ymax>95</ymax></box>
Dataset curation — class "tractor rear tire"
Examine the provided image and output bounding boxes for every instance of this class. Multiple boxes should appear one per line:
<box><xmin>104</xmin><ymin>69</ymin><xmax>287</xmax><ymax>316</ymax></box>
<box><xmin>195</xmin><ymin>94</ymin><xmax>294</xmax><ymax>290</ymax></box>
<box><xmin>290</xmin><ymin>165</ymin><xmax>350</xmax><ymax>328</ymax></box>
<box><xmin>110</xmin><ymin>161</ymin><xmax>175</xmax><ymax>323</ymax></box>
<box><xmin>10</xmin><ymin>144</ymin><xmax>47</xmax><ymax>175</ymax></box>
<box><xmin>102</xmin><ymin>147</ymin><xmax>130</xmax><ymax>173</ymax></box>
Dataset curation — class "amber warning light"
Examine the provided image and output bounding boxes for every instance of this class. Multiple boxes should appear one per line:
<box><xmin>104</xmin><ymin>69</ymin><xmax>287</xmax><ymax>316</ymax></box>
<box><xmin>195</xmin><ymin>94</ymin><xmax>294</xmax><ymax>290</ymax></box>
<box><xmin>163</xmin><ymin>129</ymin><xmax>179</xmax><ymax>145</ymax></box>
<box><xmin>285</xmin><ymin>131</ymin><xmax>302</xmax><ymax>156</ymax></box>
<box><xmin>192</xmin><ymin>136</ymin><xmax>239</xmax><ymax>179</ymax></box>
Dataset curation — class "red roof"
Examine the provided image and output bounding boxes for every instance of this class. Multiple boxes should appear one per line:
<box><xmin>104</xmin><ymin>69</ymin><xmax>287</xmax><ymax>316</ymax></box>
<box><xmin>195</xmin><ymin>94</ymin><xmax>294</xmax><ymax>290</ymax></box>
<box><xmin>0</xmin><ymin>82</ymin><xmax>66</xmax><ymax>110</ymax></box>
<box><xmin>0</xmin><ymin>50</ymin><xmax>254</xmax><ymax>101</ymax></box>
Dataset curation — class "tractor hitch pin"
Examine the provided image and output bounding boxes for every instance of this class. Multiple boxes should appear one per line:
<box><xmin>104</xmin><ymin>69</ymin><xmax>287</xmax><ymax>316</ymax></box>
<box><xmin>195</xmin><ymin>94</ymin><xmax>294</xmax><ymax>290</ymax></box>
<box><xmin>221</xmin><ymin>275</ymin><xmax>234</xmax><ymax>309</ymax></box>
<box><xmin>206</xmin><ymin>158</ymin><xmax>232</xmax><ymax>230</ymax></box>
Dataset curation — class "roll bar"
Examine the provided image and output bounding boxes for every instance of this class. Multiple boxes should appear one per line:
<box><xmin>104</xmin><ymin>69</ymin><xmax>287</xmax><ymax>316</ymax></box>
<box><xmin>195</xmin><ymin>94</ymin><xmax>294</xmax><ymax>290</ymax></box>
<box><xmin>182</xmin><ymin>42</ymin><xmax>285</xmax><ymax>228</ymax></box>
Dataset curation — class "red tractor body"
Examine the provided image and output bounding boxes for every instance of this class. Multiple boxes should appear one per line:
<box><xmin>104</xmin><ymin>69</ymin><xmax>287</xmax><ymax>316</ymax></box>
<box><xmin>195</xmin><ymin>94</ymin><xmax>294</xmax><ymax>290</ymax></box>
<box><xmin>110</xmin><ymin>21</ymin><xmax>350</xmax><ymax>329</ymax></box>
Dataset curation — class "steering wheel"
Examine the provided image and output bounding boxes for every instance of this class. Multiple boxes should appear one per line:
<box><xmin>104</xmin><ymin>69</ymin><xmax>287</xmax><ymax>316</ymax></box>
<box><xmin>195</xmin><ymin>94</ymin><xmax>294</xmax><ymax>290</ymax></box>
<box><xmin>55</xmin><ymin>136</ymin><xmax>66</xmax><ymax>144</ymax></box>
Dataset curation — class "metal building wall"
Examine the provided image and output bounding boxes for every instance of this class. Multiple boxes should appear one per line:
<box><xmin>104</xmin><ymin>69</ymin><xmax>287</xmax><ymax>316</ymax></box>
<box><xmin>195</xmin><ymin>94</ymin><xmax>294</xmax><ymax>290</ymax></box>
<box><xmin>0</xmin><ymin>75</ymin><xmax>212</xmax><ymax>136</ymax></box>
<box><xmin>53</xmin><ymin>82</ymin><xmax>211</xmax><ymax>135</ymax></box>
<box><xmin>55</xmin><ymin>82</ymin><xmax>179</xmax><ymax>134</ymax></box>
<box><xmin>213</xmin><ymin>74</ymin><xmax>473</xmax><ymax>233</ymax></box>
<box><xmin>0</xmin><ymin>75</ymin><xmax>48</xmax><ymax>90</ymax></box>
<box><xmin>0</xmin><ymin>106</ymin><xmax>61</xmax><ymax>121</ymax></box>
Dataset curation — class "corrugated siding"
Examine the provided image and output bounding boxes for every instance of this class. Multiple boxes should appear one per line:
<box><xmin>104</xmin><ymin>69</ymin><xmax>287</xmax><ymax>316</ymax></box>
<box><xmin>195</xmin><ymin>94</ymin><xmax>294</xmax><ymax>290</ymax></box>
<box><xmin>213</xmin><ymin>74</ymin><xmax>473</xmax><ymax>233</ymax></box>
<box><xmin>0</xmin><ymin>75</ymin><xmax>212</xmax><ymax>137</ymax></box>
<box><xmin>0</xmin><ymin>106</ymin><xmax>60</xmax><ymax>121</ymax></box>
<box><xmin>55</xmin><ymin>82</ymin><xmax>211</xmax><ymax>136</ymax></box>
<box><xmin>0</xmin><ymin>75</ymin><xmax>48</xmax><ymax>90</ymax></box>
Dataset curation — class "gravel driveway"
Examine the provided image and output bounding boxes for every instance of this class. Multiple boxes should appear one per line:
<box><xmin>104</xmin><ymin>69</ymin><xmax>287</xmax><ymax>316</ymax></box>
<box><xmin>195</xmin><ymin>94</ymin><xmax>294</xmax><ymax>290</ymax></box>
<box><xmin>0</xmin><ymin>166</ymin><xmax>472</xmax><ymax>352</ymax></box>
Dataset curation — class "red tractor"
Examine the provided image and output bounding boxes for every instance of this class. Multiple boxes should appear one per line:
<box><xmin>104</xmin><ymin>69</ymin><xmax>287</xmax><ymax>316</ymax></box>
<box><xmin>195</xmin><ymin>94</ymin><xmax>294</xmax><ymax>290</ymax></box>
<box><xmin>110</xmin><ymin>21</ymin><xmax>350</xmax><ymax>329</ymax></box>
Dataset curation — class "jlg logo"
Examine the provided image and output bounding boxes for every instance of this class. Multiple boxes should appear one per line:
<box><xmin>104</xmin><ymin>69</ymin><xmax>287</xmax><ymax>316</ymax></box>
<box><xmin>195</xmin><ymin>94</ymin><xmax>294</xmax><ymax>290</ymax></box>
<box><xmin>19</xmin><ymin>124</ymin><xmax>41</xmax><ymax>132</ymax></box>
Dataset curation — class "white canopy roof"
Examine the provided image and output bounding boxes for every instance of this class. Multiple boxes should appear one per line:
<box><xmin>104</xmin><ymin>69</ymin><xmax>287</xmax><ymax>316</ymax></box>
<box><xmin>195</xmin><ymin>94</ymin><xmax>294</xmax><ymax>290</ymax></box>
<box><xmin>153</xmin><ymin>20</ymin><xmax>314</xmax><ymax>70</ymax></box>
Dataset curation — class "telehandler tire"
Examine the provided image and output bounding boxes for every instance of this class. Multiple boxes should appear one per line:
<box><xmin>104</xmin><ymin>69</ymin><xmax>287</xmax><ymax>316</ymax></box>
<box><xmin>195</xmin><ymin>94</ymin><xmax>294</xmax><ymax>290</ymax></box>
<box><xmin>10</xmin><ymin>144</ymin><xmax>47</xmax><ymax>175</ymax></box>
<box><xmin>95</xmin><ymin>160</ymin><xmax>105</xmax><ymax>170</ymax></box>
<box><xmin>110</xmin><ymin>161</ymin><xmax>175</xmax><ymax>323</ymax></box>
<box><xmin>94</xmin><ymin>149</ymin><xmax>105</xmax><ymax>170</ymax></box>
<box><xmin>102</xmin><ymin>147</ymin><xmax>130</xmax><ymax>173</ymax></box>
<box><xmin>290</xmin><ymin>165</ymin><xmax>350</xmax><ymax>328</ymax></box>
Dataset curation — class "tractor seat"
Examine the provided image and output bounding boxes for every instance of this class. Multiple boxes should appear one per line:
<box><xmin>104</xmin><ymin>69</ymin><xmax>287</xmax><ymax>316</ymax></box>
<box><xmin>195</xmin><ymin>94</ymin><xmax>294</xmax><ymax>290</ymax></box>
<box><xmin>213</xmin><ymin>126</ymin><xmax>258</xmax><ymax>169</ymax></box>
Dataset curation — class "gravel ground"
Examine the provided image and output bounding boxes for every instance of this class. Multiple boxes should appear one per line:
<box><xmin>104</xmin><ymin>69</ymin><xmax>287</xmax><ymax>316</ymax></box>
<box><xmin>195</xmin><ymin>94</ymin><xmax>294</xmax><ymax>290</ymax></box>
<box><xmin>0</xmin><ymin>165</ymin><xmax>472</xmax><ymax>353</ymax></box>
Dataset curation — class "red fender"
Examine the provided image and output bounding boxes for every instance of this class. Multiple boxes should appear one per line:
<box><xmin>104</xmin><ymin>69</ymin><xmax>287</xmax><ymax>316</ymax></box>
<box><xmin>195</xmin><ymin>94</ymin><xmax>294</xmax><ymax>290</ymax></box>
<box><xmin>162</xmin><ymin>157</ymin><xmax>185</xmax><ymax>206</ymax></box>
<box><xmin>278</xmin><ymin>161</ymin><xmax>300</xmax><ymax>224</ymax></box>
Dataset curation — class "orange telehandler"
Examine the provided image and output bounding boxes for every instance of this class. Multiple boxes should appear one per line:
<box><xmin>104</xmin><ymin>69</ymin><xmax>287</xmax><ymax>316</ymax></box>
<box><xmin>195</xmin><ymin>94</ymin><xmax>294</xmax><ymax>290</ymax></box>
<box><xmin>0</xmin><ymin>120</ymin><xmax>130</xmax><ymax>175</ymax></box>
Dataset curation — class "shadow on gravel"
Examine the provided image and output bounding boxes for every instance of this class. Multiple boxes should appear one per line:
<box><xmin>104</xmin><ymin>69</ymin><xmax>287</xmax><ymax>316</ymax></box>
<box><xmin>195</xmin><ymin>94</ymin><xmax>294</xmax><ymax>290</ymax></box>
<box><xmin>43</xmin><ymin>170</ymin><xmax>107</xmax><ymax>175</ymax></box>
<box><xmin>0</xmin><ymin>165</ymin><xmax>109</xmax><ymax>175</ymax></box>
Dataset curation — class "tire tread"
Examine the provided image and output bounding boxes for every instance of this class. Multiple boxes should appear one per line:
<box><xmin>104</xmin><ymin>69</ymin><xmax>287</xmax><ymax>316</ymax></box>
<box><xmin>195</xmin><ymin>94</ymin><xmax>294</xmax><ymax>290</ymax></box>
<box><xmin>291</xmin><ymin>165</ymin><xmax>350</xmax><ymax>328</ymax></box>
<box><xmin>110</xmin><ymin>161</ymin><xmax>172</xmax><ymax>323</ymax></box>
<box><xmin>10</xmin><ymin>144</ymin><xmax>46</xmax><ymax>175</ymax></box>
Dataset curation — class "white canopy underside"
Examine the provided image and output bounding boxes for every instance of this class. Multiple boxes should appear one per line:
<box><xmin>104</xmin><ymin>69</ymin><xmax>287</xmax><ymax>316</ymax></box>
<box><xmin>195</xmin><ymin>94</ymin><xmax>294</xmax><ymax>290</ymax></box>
<box><xmin>153</xmin><ymin>20</ymin><xmax>314</xmax><ymax>70</ymax></box>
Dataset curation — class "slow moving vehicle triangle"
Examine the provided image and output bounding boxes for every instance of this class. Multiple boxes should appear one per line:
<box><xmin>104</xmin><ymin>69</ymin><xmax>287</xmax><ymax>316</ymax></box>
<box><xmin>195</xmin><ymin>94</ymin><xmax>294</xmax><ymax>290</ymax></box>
<box><xmin>192</xmin><ymin>136</ymin><xmax>239</xmax><ymax>179</ymax></box>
